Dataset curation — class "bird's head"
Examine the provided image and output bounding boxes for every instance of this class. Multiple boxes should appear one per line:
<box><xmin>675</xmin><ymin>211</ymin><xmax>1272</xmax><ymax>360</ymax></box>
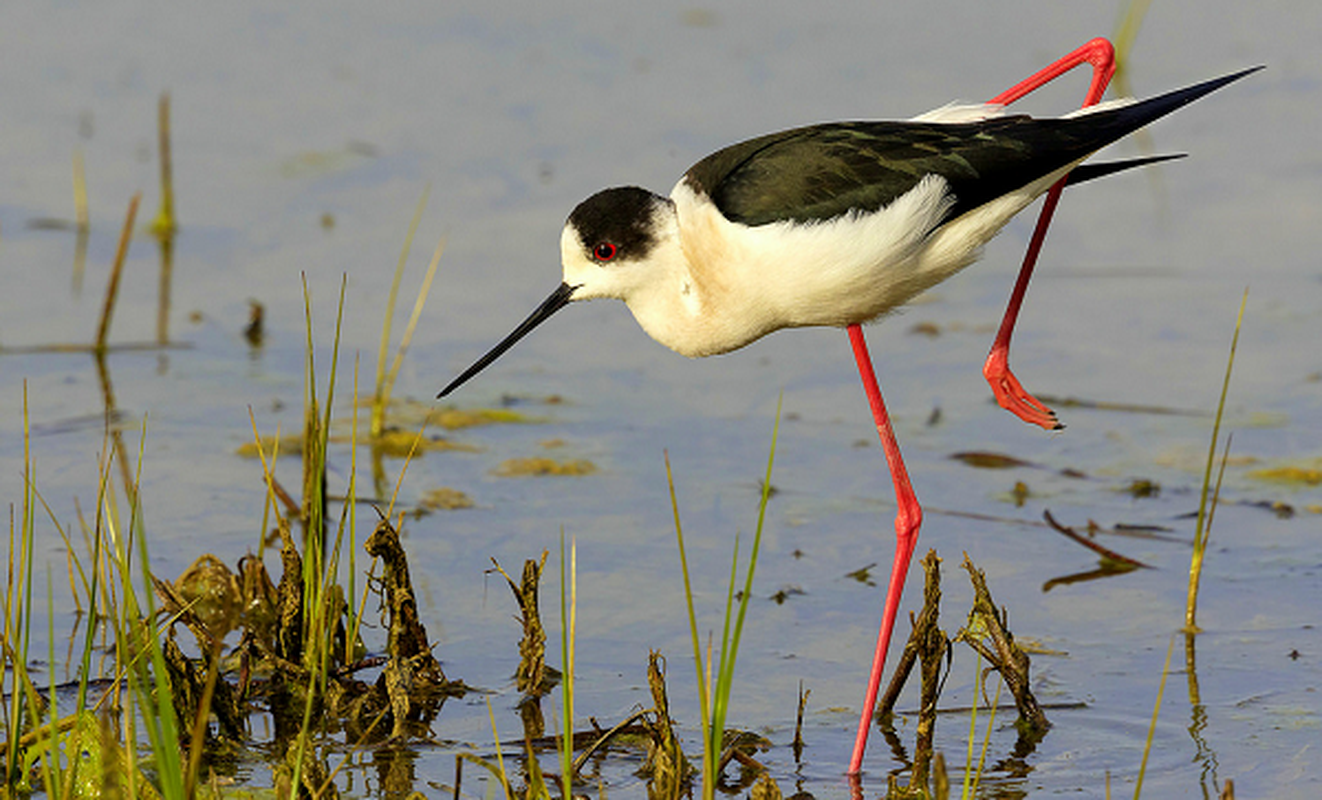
<box><xmin>437</xmin><ymin>186</ymin><xmax>678</xmax><ymax>398</ymax></box>
<box><xmin>560</xmin><ymin>186</ymin><xmax>679</xmax><ymax>302</ymax></box>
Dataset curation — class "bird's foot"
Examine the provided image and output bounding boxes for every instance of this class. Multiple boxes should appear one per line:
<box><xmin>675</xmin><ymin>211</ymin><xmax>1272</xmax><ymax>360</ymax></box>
<box><xmin>984</xmin><ymin>355</ymin><xmax>1063</xmax><ymax>430</ymax></box>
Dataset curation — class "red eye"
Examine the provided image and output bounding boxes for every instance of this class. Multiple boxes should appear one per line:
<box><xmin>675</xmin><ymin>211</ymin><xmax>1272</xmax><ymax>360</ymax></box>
<box><xmin>593</xmin><ymin>242</ymin><xmax>618</xmax><ymax>262</ymax></box>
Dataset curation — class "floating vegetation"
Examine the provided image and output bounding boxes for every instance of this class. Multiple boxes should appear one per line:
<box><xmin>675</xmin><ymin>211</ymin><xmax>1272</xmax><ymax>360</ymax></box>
<box><xmin>950</xmin><ymin>450</ymin><xmax>1036</xmax><ymax>469</ymax></box>
<box><xmin>1248</xmin><ymin>464</ymin><xmax>1322</xmax><ymax>486</ymax></box>
<box><xmin>277</xmin><ymin>142</ymin><xmax>378</xmax><ymax>179</ymax></box>
<box><xmin>427</xmin><ymin>406</ymin><xmax>535</xmax><ymax>429</ymax></box>
<box><xmin>236</xmin><ymin>429</ymin><xmax>480</xmax><ymax>459</ymax></box>
<box><xmin>1119</xmin><ymin>477</ymin><xmax>1162</xmax><ymax>498</ymax></box>
<box><xmin>236</xmin><ymin>433</ymin><xmax>304</xmax><ymax>458</ymax></box>
<box><xmin>494</xmin><ymin>457</ymin><xmax>597</xmax><ymax>477</ymax></box>
<box><xmin>1004</xmin><ymin>479</ymin><xmax>1032</xmax><ymax>506</ymax></box>
<box><xmin>367</xmin><ymin>428</ymin><xmax>480</xmax><ymax>457</ymax></box>
<box><xmin>417</xmin><ymin>486</ymin><xmax>475</xmax><ymax>511</ymax></box>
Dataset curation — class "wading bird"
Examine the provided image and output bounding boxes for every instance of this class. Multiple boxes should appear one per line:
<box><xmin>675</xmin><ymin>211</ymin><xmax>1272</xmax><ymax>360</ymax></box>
<box><xmin>437</xmin><ymin>38</ymin><xmax>1257</xmax><ymax>775</ymax></box>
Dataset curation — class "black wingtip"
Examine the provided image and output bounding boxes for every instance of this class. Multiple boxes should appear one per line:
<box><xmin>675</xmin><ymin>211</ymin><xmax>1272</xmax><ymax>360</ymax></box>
<box><xmin>1065</xmin><ymin>153</ymin><xmax>1187</xmax><ymax>186</ymax></box>
<box><xmin>1114</xmin><ymin>65</ymin><xmax>1263</xmax><ymax>130</ymax></box>
<box><xmin>1057</xmin><ymin>66</ymin><xmax>1262</xmax><ymax>162</ymax></box>
<box><xmin>1169</xmin><ymin>65</ymin><xmax>1265</xmax><ymax>100</ymax></box>
<box><xmin>1206</xmin><ymin>64</ymin><xmax>1266</xmax><ymax>86</ymax></box>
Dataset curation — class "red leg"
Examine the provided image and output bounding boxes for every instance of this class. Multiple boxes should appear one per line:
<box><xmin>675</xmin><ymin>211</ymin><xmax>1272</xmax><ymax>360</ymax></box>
<box><xmin>983</xmin><ymin>184</ymin><xmax>1068</xmax><ymax>430</ymax></box>
<box><xmin>846</xmin><ymin>323</ymin><xmax>923</xmax><ymax>776</ymax></box>
<box><xmin>988</xmin><ymin>37</ymin><xmax>1115</xmax><ymax>107</ymax></box>
<box><xmin>847</xmin><ymin>39</ymin><xmax>1116</xmax><ymax>777</ymax></box>
<box><xmin>983</xmin><ymin>37</ymin><xmax>1115</xmax><ymax>430</ymax></box>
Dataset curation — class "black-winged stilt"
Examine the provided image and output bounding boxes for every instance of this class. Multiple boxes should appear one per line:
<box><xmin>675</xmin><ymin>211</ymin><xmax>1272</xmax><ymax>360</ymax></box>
<box><xmin>438</xmin><ymin>38</ymin><xmax>1258</xmax><ymax>775</ymax></box>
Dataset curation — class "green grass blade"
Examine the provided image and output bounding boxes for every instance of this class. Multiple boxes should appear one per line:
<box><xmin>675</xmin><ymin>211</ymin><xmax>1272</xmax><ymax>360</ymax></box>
<box><xmin>380</xmin><ymin>235</ymin><xmax>444</xmax><ymax>419</ymax></box>
<box><xmin>962</xmin><ymin>652</ymin><xmax>981</xmax><ymax>799</ymax></box>
<box><xmin>1184</xmin><ymin>289</ymin><xmax>1247</xmax><ymax>632</ymax></box>
<box><xmin>485</xmin><ymin>696</ymin><xmax>514</xmax><ymax>800</ymax></box>
<box><xmin>43</xmin><ymin>568</ymin><xmax>61</xmax><ymax>799</ymax></box>
<box><xmin>128</xmin><ymin>423</ymin><xmax>185</xmax><ymax>799</ymax></box>
<box><xmin>709</xmin><ymin>530</ymin><xmax>741</xmax><ymax>765</ymax></box>
<box><xmin>970</xmin><ymin>676</ymin><xmax>1001</xmax><ymax>797</ymax></box>
<box><xmin>558</xmin><ymin>529</ymin><xmax>577</xmax><ymax>799</ymax></box>
<box><xmin>713</xmin><ymin>397</ymin><xmax>782</xmax><ymax>737</ymax></box>
<box><xmin>665</xmin><ymin>450</ymin><xmax>713</xmax><ymax>791</ymax></box>
<box><xmin>374</xmin><ymin>186</ymin><xmax>430</xmax><ymax>420</ymax></box>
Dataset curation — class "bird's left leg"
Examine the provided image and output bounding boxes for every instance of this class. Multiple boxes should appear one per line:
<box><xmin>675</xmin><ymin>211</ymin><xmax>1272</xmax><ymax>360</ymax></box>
<box><xmin>982</xmin><ymin>37</ymin><xmax>1116</xmax><ymax>430</ymax></box>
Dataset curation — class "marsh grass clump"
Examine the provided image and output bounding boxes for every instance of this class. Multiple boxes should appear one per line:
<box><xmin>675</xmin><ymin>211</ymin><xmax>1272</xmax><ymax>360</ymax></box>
<box><xmin>1</xmin><ymin>431</ymin><xmax>468</xmax><ymax>799</ymax></box>
<box><xmin>868</xmin><ymin>550</ymin><xmax>1055</xmax><ymax>799</ymax></box>
<box><xmin>0</xmin><ymin>268</ymin><xmax>475</xmax><ymax>797</ymax></box>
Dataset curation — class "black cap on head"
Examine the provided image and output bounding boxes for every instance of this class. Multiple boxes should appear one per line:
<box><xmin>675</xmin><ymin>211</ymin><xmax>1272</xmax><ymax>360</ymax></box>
<box><xmin>566</xmin><ymin>186</ymin><xmax>668</xmax><ymax>262</ymax></box>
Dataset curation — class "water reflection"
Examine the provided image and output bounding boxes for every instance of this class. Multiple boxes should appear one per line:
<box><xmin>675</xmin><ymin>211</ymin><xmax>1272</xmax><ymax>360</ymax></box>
<box><xmin>73</xmin><ymin>148</ymin><xmax>90</xmax><ymax>296</ymax></box>
<box><xmin>1184</xmin><ymin>632</ymin><xmax>1225</xmax><ymax>799</ymax></box>
<box><xmin>93</xmin><ymin>350</ymin><xmax>136</xmax><ymax>504</ymax></box>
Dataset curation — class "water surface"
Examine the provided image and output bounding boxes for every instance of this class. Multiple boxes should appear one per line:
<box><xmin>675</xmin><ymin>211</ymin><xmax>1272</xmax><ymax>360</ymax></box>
<box><xmin>1</xmin><ymin>1</ymin><xmax>1318</xmax><ymax>797</ymax></box>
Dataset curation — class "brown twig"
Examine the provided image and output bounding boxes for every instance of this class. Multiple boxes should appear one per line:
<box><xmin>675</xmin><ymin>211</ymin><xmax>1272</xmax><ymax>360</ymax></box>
<box><xmin>1043</xmin><ymin>510</ymin><xmax>1151</xmax><ymax>568</ymax></box>
<box><xmin>95</xmin><ymin>193</ymin><xmax>141</xmax><ymax>351</ymax></box>
<box><xmin>955</xmin><ymin>554</ymin><xmax>1050</xmax><ymax>738</ymax></box>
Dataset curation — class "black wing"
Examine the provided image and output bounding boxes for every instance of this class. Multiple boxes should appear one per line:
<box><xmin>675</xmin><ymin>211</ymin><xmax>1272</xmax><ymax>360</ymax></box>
<box><xmin>683</xmin><ymin>67</ymin><xmax>1259</xmax><ymax>227</ymax></box>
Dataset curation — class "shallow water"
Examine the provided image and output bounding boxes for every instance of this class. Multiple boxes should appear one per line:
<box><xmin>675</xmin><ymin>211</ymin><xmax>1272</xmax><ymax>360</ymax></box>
<box><xmin>2</xmin><ymin>1</ymin><xmax>1320</xmax><ymax>797</ymax></box>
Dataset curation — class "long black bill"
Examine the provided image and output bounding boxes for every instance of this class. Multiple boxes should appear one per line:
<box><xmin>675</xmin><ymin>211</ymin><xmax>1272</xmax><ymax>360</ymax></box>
<box><xmin>437</xmin><ymin>282</ymin><xmax>577</xmax><ymax>398</ymax></box>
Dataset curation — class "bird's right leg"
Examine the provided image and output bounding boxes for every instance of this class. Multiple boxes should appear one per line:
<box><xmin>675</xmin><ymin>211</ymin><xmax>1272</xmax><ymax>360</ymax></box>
<box><xmin>982</xmin><ymin>37</ymin><xmax>1117</xmax><ymax>430</ymax></box>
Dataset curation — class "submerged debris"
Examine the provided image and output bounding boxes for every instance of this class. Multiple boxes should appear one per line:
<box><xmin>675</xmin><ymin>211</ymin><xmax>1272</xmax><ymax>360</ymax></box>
<box><xmin>769</xmin><ymin>584</ymin><xmax>806</xmax><ymax>604</ymax></box>
<box><xmin>844</xmin><ymin>562</ymin><xmax>879</xmax><ymax>586</ymax></box>
<box><xmin>236</xmin><ymin>429</ymin><xmax>480</xmax><ymax>460</ymax></box>
<box><xmin>369</xmin><ymin>429</ymin><xmax>481</xmax><ymax>457</ymax></box>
